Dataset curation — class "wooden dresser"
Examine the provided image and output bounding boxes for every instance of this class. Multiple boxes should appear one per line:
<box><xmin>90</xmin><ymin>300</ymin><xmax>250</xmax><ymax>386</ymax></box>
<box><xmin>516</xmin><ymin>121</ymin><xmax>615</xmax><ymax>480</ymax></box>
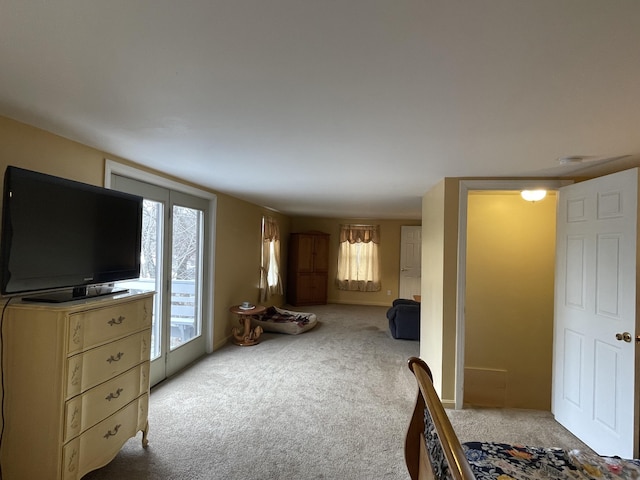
<box><xmin>287</xmin><ymin>232</ymin><xmax>330</xmax><ymax>306</ymax></box>
<box><xmin>0</xmin><ymin>291</ymin><xmax>154</xmax><ymax>479</ymax></box>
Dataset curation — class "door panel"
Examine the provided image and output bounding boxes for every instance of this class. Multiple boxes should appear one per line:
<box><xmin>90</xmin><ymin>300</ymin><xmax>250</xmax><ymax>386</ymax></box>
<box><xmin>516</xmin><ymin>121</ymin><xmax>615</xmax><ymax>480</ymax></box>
<box><xmin>295</xmin><ymin>274</ymin><xmax>326</xmax><ymax>304</ymax></box>
<box><xmin>597</xmin><ymin>234</ymin><xmax>621</xmax><ymax>316</ymax></box>
<box><xmin>297</xmin><ymin>275</ymin><xmax>314</xmax><ymax>304</ymax></box>
<box><xmin>313</xmin><ymin>236</ymin><xmax>329</xmax><ymax>273</ymax></box>
<box><xmin>165</xmin><ymin>191</ymin><xmax>208</xmax><ymax>377</ymax></box>
<box><xmin>561</xmin><ymin>329</ymin><xmax>582</xmax><ymax>407</ymax></box>
<box><xmin>565</xmin><ymin>236</ymin><xmax>586</xmax><ymax>308</ymax></box>
<box><xmin>297</xmin><ymin>236</ymin><xmax>315</xmax><ymax>272</ymax></box>
<box><xmin>594</xmin><ymin>340</ymin><xmax>618</xmax><ymax>430</ymax></box>
<box><xmin>111</xmin><ymin>176</ymin><xmax>169</xmax><ymax>386</ymax></box>
<box><xmin>553</xmin><ymin>168</ymin><xmax>639</xmax><ymax>458</ymax></box>
<box><xmin>400</xmin><ymin>226</ymin><xmax>421</xmax><ymax>299</ymax></box>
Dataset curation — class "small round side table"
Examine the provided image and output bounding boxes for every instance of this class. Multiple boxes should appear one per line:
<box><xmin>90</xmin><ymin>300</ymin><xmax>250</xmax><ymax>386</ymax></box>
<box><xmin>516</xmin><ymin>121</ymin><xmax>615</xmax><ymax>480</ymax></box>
<box><xmin>230</xmin><ymin>304</ymin><xmax>266</xmax><ymax>346</ymax></box>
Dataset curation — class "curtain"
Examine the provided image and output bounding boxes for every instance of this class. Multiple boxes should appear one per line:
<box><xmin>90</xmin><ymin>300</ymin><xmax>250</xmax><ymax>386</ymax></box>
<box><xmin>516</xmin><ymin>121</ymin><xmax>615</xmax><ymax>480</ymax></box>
<box><xmin>259</xmin><ymin>216</ymin><xmax>283</xmax><ymax>301</ymax></box>
<box><xmin>336</xmin><ymin>224</ymin><xmax>381</xmax><ymax>292</ymax></box>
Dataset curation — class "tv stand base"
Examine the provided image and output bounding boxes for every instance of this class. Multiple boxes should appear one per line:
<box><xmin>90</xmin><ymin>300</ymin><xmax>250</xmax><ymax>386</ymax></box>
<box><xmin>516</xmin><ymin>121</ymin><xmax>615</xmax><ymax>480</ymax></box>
<box><xmin>22</xmin><ymin>288</ymin><xmax>129</xmax><ymax>303</ymax></box>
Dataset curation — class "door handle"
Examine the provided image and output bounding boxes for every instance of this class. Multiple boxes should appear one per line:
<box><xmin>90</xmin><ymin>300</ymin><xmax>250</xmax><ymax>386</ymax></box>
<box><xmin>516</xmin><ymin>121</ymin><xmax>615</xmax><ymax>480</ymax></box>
<box><xmin>615</xmin><ymin>332</ymin><xmax>632</xmax><ymax>343</ymax></box>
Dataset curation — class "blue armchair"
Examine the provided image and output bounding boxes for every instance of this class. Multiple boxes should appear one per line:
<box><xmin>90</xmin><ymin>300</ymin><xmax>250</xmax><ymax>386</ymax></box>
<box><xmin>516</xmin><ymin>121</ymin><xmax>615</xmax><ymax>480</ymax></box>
<box><xmin>387</xmin><ymin>298</ymin><xmax>420</xmax><ymax>340</ymax></box>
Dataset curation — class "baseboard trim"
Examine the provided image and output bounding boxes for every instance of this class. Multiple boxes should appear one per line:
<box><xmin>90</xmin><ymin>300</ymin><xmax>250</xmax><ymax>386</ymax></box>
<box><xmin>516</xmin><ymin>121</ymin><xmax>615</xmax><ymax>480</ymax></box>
<box><xmin>213</xmin><ymin>335</ymin><xmax>231</xmax><ymax>351</ymax></box>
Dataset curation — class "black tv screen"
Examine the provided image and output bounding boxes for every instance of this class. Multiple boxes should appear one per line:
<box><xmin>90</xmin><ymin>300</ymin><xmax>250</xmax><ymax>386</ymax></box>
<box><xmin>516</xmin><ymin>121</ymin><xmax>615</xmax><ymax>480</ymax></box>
<box><xmin>0</xmin><ymin>166</ymin><xmax>143</xmax><ymax>302</ymax></box>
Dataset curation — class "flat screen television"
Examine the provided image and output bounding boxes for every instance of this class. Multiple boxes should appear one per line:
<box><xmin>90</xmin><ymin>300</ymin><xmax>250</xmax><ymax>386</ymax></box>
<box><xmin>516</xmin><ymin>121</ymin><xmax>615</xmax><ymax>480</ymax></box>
<box><xmin>0</xmin><ymin>166</ymin><xmax>143</xmax><ymax>302</ymax></box>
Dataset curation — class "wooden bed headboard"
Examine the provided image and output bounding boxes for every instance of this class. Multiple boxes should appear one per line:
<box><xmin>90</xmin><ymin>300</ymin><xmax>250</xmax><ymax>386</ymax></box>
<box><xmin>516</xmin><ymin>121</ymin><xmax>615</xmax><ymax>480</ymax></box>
<box><xmin>405</xmin><ymin>356</ymin><xmax>476</xmax><ymax>480</ymax></box>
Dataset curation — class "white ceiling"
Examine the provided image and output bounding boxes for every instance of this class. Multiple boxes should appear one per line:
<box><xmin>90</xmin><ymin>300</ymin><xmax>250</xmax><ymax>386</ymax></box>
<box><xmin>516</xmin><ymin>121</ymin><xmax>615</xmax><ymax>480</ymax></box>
<box><xmin>1</xmin><ymin>1</ymin><xmax>640</xmax><ymax>219</ymax></box>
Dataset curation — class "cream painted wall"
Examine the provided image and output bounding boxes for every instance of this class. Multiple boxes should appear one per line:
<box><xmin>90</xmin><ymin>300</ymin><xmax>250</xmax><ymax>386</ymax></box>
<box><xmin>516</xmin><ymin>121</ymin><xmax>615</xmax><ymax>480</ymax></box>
<box><xmin>421</xmin><ymin>181</ymin><xmax>446</xmax><ymax>395</ymax></box>
<box><xmin>291</xmin><ymin>217</ymin><xmax>420</xmax><ymax>306</ymax></box>
<box><xmin>0</xmin><ymin>115</ymin><xmax>289</xmax><ymax>351</ymax></box>
<box><xmin>464</xmin><ymin>192</ymin><xmax>556</xmax><ymax>410</ymax></box>
<box><xmin>0</xmin><ymin>115</ymin><xmax>110</xmax><ymax>187</ymax></box>
<box><xmin>420</xmin><ymin>179</ymin><xmax>459</xmax><ymax>404</ymax></box>
<box><xmin>421</xmin><ymin>180</ymin><xmax>564</xmax><ymax>409</ymax></box>
<box><xmin>214</xmin><ymin>197</ymin><xmax>290</xmax><ymax>348</ymax></box>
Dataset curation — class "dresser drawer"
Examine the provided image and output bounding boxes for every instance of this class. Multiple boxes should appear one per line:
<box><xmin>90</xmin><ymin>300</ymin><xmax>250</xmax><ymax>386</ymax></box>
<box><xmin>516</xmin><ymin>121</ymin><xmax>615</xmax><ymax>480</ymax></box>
<box><xmin>66</xmin><ymin>329</ymin><xmax>151</xmax><ymax>399</ymax></box>
<box><xmin>62</xmin><ymin>394</ymin><xmax>149</xmax><ymax>480</ymax></box>
<box><xmin>67</xmin><ymin>297</ymin><xmax>152</xmax><ymax>354</ymax></box>
<box><xmin>64</xmin><ymin>362</ymin><xmax>150</xmax><ymax>442</ymax></box>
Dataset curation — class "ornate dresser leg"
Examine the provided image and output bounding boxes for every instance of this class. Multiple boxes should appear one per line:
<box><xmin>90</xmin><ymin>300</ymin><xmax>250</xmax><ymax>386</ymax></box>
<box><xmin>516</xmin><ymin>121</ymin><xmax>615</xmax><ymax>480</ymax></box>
<box><xmin>142</xmin><ymin>420</ymin><xmax>150</xmax><ymax>448</ymax></box>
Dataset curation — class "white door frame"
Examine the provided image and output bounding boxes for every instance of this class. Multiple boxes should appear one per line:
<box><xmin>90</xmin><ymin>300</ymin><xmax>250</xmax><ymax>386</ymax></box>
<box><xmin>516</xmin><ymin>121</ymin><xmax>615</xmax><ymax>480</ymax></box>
<box><xmin>104</xmin><ymin>159</ymin><xmax>217</xmax><ymax>354</ymax></box>
<box><xmin>455</xmin><ymin>179</ymin><xmax>570</xmax><ymax>409</ymax></box>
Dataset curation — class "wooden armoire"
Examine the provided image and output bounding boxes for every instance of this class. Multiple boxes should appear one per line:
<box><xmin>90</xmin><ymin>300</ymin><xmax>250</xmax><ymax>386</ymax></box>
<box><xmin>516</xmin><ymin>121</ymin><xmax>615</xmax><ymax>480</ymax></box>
<box><xmin>287</xmin><ymin>231</ymin><xmax>330</xmax><ymax>306</ymax></box>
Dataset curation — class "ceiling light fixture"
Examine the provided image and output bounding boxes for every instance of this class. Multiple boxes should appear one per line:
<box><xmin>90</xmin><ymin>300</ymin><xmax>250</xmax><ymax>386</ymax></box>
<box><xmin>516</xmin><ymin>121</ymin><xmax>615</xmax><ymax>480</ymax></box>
<box><xmin>558</xmin><ymin>155</ymin><xmax>586</xmax><ymax>165</ymax></box>
<box><xmin>521</xmin><ymin>190</ymin><xmax>547</xmax><ymax>202</ymax></box>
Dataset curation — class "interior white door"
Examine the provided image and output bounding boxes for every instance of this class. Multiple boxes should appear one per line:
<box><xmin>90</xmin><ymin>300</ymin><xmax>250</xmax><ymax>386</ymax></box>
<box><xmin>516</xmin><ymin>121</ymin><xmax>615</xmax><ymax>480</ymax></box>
<box><xmin>400</xmin><ymin>225</ymin><xmax>421</xmax><ymax>299</ymax></box>
<box><xmin>553</xmin><ymin>168</ymin><xmax>639</xmax><ymax>458</ymax></box>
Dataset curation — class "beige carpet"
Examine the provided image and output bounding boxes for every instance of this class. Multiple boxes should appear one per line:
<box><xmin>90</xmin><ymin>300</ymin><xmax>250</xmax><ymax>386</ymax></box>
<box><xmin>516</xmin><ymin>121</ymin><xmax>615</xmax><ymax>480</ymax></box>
<box><xmin>447</xmin><ymin>407</ymin><xmax>594</xmax><ymax>454</ymax></box>
<box><xmin>83</xmin><ymin>304</ymin><xmax>420</xmax><ymax>480</ymax></box>
<box><xmin>81</xmin><ymin>303</ymin><xmax>590</xmax><ymax>480</ymax></box>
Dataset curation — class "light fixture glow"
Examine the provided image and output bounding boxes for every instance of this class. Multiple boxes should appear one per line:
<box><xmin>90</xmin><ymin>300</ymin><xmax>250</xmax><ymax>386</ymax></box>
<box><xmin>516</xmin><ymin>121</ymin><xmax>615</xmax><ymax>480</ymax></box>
<box><xmin>558</xmin><ymin>156</ymin><xmax>585</xmax><ymax>165</ymax></box>
<box><xmin>521</xmin><ymin>190</ymin><xmax>547</xmax><ymax>202</ymax></box>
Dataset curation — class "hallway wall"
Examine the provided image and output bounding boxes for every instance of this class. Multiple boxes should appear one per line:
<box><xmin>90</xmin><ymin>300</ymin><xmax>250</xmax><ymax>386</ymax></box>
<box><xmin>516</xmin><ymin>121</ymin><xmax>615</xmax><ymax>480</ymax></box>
<box><xmin>464</xmin><ymin>191</ymin><xmax>557</xmax><ymax>409</ymax></box>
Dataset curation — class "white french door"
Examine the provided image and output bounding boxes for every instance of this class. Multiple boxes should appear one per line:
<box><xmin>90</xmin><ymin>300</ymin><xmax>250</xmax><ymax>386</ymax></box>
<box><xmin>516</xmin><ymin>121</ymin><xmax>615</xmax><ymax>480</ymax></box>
<box><xmin>110</xmin><ymin>175</ymin><xmax>209</xmax><ymax>386</ymax></box>
<box><xmin>553</xmin><ymin>168</ymin><xmax>639</xmax><ymax>458</ymax></box>
<box><xmin>399</xmin><ymin>225</ymin><xmax>421</xmax><ymax>299</ymax></box>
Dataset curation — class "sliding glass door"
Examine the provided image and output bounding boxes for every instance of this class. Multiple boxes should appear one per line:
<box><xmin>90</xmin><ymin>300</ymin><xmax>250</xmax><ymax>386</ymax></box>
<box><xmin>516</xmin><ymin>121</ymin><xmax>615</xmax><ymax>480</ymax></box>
<box><xmin>165</xmin><ymin>191</ymin><xmax>207</xmax><ymax>377</ymax></box>
<box><xmin>111</xmin><ymin>175</ymin><xmax>209</xmax><ymax>385</ymax></box>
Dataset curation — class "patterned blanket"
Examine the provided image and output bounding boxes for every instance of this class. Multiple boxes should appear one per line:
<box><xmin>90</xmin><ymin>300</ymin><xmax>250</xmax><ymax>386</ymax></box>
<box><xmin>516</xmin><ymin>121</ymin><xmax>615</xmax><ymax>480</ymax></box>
<box><xmin>464</xmin><ymin>442</ymin><xmax>640</xmax><ymax>480</ymax></box>
<box><xmin>262</xmin><ymin>306</ymin><xmax>313</xmax><ymax>327</ymax></box>
<box><xmin>423</xmin><ymin>408</ymin><xmax>640</xmax><ymax>480</ymax></box>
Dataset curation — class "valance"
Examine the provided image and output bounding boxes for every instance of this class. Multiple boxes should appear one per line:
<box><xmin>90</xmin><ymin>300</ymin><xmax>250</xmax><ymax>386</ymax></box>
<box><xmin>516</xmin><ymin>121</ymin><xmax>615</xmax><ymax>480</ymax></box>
<box><xmin>263</xmin><ymin>216</ymin><xmax>280</xmax><ymax>242</ymax></box>
<box><xmin>339</xmin><ymin>224</ymin><xmax>380</xmax><ymax>244</ymax></box>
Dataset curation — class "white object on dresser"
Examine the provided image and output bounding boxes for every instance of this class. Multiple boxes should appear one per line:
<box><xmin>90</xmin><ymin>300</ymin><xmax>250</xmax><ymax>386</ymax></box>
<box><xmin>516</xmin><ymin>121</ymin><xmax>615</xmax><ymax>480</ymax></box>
<box><xmin>0</xmin><ymin>291</ymin><xmax>154</xmax><ymax>479</ymax></box>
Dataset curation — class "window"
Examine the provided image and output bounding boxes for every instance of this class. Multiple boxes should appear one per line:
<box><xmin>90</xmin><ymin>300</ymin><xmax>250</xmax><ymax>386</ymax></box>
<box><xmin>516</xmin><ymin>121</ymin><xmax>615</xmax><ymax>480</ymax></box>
<box><xmin>260</xmin><ymin>216</ymin><xmax>283</xmax><ymax>301</ymax></box>
<box><xmin>336</xmin><ymin>224</ymin><xmax>381</xmax><ymax>292</ymax></box>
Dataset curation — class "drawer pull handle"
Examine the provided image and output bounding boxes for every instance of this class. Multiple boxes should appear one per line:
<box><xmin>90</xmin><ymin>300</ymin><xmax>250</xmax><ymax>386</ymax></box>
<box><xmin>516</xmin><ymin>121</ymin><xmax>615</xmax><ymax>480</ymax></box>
<box><xmin>107</xmin><ymin>352</ymin><xmax>124</xmax><ymax>363</ymax></box>
<box><xmin>108</xmin><ymin>316</ymin><xmax>125</xmax><ymax>326</ymax></box>
<box><xmin>105</xmin><ymin>388</ymin><xmax>124</xmax><ymax>401</ymax></box>
<box><xmin>103</xmin><ymin>424</ymin><xmax>121</xmax><ymax>439</ymax></box>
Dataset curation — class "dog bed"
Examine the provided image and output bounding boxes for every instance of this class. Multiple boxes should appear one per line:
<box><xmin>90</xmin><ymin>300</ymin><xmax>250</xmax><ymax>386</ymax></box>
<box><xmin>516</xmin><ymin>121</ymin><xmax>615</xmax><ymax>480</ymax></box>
<box><xmin>250</xmin><ymin>306</ymin><xmax>317</xmax><ymax>335</ymax></box>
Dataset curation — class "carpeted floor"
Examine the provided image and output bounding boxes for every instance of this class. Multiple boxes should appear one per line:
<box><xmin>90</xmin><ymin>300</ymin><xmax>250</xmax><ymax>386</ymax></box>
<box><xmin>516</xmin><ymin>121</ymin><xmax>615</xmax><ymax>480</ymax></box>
<box><xmin>447</xmin><ymin>407</ymin><xmax>594</xmax><ymax>454</ymax></box>
<box><xmin>83</xmin><ymin>304</ymin><xmax>420</xmax><ymax>480</ymax></box>
<box><xmin>82</xmin><ymin>303</ymin><xmax>591</xmax><ymax>480</ymax></box>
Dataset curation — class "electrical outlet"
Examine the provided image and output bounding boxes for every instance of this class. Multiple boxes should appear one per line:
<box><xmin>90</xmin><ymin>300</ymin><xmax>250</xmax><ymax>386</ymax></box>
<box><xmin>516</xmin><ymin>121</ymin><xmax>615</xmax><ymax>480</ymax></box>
<box><xmin>386</xmin><ymin>290</ymin><xmax>391</xmax><ymax>296</ymax></box>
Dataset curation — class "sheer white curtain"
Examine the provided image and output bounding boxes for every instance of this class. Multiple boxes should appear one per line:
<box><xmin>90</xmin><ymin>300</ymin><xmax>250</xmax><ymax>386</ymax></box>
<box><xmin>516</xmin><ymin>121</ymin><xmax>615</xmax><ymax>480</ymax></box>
<box><xmin>336</xmin><ymin>224</ymin><xmax>381</xmax><ymax>292</ymax></box>
<box><xmin>259</xmin><ymin>216</ymin><xmax>283</xmax><ymax>301</ymax></box>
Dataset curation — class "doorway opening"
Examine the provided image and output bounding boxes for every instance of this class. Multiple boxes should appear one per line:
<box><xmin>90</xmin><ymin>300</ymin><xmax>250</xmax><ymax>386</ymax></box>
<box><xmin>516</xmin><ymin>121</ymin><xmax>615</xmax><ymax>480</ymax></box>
<box><xmin>464</xmin><ymin>190</ymin><xmax>556</xmax><ymax>410</ymax></box>
<box><xmin>455</xmin><ymin>179</ymin><xmax>568</xmax><ymax>409</ymax></box>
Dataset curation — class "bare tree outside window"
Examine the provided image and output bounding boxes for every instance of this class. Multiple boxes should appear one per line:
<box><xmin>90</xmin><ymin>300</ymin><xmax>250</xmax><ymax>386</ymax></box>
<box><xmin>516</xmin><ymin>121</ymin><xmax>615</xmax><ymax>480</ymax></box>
<box><xmin>135</xmin><ymin>202</ymin><xmax>203</xmax><ymax>350</ymax></box>
<box><xmin>169</xmin><ymin>205</ymin><xmax>203</xmax><ymax>349</ymax></box>
<box><xmin>140</xmin><ymin>200</ymin><xmax>160</xmax><ymax>279</ymax></box>
<box><xmin>171</xmin><ymin>206</ymin><xmax>200</xmax><ymax>281</ymax></box>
